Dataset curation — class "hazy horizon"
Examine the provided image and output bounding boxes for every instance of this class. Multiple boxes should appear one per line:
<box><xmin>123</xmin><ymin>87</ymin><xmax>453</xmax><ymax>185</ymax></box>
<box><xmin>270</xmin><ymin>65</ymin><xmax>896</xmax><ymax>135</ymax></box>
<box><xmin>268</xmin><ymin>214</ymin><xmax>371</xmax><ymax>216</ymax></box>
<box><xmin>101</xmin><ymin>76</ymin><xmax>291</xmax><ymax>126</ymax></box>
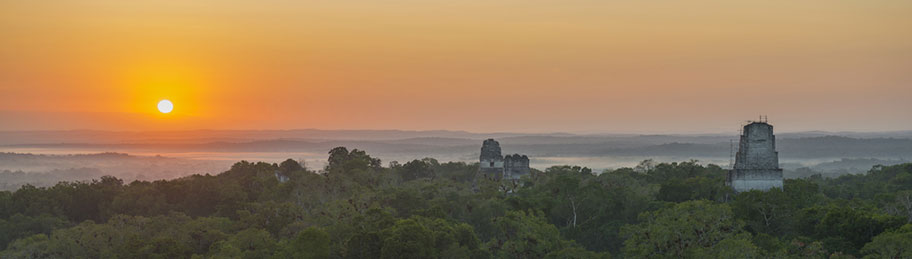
<box><xmin>1</xmin><ymin>117</ymin><xmax>912</xmax><ymax>136</ymax></box>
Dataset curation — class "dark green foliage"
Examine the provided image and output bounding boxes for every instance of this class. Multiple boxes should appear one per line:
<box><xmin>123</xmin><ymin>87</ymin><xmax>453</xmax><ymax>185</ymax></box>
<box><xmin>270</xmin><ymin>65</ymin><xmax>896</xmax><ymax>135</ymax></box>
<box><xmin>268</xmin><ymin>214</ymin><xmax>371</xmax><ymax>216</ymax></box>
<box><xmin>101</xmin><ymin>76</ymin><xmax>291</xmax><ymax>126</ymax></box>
<box><xmin>819</xmin><ymin>163</ymin><xmax>912</xmax><ymax>200</ymax></box>
<box><xmin>621</xmin><ymin>200</ymin><xmax>754</xmax><ymax>258</ymax></box>
<box><xmin>1</xmin><ymin>149</ymin><xmax>911</xmax><ymax>258</ymax></box>
<box><xmin>509</xmin><ymin>165</ymin><xmax>657</xmax><ymax>253</ymax></box>
<box><xmin>657</xmin><ymin>176</ymin><xmax>728</xmax><ymax>202</ymax></box>
<box><xmin>813</xmin><ymin>206</ymin><xmax>904</xmax><ymax>254</ymax></box>
<box><xmin>0</xmin><ymin>214</ymin><xmax>69</xmax><ymax>250</ymax></box>
<box><xmin>326</xmin><ymin>147</ymin><xmax>382</xmax><ymax>174</ymax></box>
<box><xmin>276</xmin><ymin>227</ymin><xmax>331</xmax><ymax>259</ymax></box>
<box><xmin>486</xmin><ymin>210</ymin><xmax>582</xmax><ymax>258</ymax></box>
<box><xmin>379</xmin><ymin>217</ymin><xmax>438</xmax><ymax>258</ymax></box>
<box><xmin>398</xmin><ymin>158</ymin><xmax>437</xmax><ymax>181</ymax></box>
<box><xmin>279</xmin><ymin>158</ymin><xmax>305</xmax><ymax>173</ymax></box>
<box><xmin>861</xmin><ymin>224</ymin><xmax>912</xmax><ymax>258</ymax></box>
<box><xmin>210</xmin><ymin>228</ymin><xmax>278</xmax><ymax>258</ymax></box>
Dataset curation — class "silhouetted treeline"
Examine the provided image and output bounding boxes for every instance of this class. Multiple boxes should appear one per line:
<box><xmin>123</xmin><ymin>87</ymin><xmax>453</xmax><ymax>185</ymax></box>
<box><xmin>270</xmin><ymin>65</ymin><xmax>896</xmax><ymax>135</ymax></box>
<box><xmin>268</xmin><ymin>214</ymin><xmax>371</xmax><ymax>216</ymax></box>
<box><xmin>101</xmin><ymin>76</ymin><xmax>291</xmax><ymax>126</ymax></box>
<box><xmin>1</xmin><ymin>147</ymin><xmax>910</xmax><ymax>258</ymax></box>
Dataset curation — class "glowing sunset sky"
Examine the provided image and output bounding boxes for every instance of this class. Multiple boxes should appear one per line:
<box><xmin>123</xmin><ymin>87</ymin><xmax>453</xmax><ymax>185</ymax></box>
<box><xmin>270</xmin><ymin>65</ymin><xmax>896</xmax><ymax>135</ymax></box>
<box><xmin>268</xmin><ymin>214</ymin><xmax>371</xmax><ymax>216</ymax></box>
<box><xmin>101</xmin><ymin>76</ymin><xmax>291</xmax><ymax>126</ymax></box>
<box><xmin>1</xmin><ymin>1</ymin><xmax>910</xmax><ymax>133</ymax></box>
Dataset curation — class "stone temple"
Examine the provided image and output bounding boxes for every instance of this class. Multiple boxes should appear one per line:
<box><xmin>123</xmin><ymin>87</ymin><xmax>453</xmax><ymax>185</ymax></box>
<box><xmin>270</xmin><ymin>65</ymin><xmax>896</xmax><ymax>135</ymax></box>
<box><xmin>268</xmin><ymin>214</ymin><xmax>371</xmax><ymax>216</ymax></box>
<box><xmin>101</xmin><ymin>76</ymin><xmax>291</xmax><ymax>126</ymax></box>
<box><xmin>479</xmin><ymin>139</ymin><xmax>530</xmax><ymax>180</ymax></box>
<box><xmin>727</xmin><ymin>121</ymin><xmax>784</xmax><ymax>192</ymax></box>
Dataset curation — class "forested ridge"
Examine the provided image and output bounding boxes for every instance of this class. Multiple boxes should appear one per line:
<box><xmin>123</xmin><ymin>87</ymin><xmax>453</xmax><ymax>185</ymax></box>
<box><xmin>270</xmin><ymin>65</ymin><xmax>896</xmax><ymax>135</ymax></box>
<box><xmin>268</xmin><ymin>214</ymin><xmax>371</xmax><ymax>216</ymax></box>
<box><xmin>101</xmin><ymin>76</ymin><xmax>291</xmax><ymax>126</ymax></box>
<box><xmin>1</xmin><ymin>147</ymin><xmax>911</xmax><ymax>258</ymax></box>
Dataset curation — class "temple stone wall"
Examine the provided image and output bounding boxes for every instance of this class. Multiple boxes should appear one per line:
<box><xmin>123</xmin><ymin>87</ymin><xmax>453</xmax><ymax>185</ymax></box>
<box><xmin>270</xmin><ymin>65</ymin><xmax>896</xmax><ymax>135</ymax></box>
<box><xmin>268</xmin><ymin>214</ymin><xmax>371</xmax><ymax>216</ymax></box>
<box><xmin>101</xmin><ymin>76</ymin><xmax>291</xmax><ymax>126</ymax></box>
<box><xmin>504</xmin><ymin>154</ymin><xmax>530</xmax><ymax>179</ymax></box>
<box><xmin>728</xmin><ymin>122</ymin><xmax>784</xmax><ymax>192</ymax></box>
<box><xmin>479</xmin><ymin>139</ymin><xmax>505</xmax><ymax>176</ymax></box>
<box><xmin>477</xmin><ymin>139</ymin><xmax>529</xmax><ymax>180</ymax></box>
<box><xmin>731</xmin><ymin>178</ymin><xmax>782</xmax><ymax>191</ymax></box>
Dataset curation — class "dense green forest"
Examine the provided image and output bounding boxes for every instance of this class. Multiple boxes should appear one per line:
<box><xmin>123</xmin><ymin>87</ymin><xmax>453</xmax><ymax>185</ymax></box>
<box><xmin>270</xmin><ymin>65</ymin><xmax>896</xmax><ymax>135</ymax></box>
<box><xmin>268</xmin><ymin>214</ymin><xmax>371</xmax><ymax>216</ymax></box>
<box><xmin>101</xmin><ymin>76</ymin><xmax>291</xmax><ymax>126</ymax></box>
<box><xmin>1</xmin><ymin>147</ymin><xmax>911</xmax><ymax>258</ymax></box>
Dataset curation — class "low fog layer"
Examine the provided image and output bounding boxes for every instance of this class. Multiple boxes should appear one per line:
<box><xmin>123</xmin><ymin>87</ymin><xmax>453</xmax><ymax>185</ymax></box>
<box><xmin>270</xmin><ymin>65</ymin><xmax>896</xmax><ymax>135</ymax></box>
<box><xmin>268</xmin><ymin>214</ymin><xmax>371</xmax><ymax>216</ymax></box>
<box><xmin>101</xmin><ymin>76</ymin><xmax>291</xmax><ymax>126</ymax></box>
<box><xmin>0</xmin><ymin>153</ymin><xmax>230</xmax><ymax>191</ymax></box>
<box><xmin>1</xmin><ymin>130</ymin><xmax>910</xmax><ymax>190</ymax></box>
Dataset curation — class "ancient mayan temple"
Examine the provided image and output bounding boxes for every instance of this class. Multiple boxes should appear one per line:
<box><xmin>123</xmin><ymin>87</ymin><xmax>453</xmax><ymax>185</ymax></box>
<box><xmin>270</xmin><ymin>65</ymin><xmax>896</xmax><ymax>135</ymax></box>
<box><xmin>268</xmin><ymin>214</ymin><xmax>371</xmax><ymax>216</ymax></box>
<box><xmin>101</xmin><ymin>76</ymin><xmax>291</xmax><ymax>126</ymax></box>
<box><xmin>478</xmin><ymin>139</ymin><xmax>530</xmax><ymax>180</ymax></box>
<box><xmin>727</xmin><ymin>121</ymin><xmax>784</xmax><ymax>192</ymax></box>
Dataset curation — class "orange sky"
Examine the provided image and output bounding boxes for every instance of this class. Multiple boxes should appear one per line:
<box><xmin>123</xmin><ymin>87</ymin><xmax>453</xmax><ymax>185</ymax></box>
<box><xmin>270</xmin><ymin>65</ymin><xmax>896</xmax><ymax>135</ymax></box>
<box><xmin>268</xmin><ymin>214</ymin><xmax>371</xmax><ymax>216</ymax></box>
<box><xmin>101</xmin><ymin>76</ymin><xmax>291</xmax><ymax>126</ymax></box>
<box><xmin>1</xmin><ymin>0</ymin><xmax>910</xmax><ymax>133</ymax></box>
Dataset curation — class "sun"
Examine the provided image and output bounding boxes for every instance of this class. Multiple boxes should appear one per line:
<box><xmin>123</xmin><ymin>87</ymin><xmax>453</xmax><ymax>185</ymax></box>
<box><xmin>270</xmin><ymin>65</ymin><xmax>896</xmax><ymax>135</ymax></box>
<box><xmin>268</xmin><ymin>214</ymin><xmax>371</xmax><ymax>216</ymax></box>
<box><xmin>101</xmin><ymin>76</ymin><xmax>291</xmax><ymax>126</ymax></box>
<box><xmin>157</xmin><ymin>100</ymin><xmax>174</xmax><ymax>114</ymax></box>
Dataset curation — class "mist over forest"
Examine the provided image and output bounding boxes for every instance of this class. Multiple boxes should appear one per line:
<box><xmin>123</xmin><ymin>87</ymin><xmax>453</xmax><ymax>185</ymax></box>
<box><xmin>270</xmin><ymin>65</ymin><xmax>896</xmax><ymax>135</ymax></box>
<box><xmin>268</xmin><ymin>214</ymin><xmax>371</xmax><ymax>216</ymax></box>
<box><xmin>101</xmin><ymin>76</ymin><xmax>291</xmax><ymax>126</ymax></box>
<box><xmin>1</xmin><ymin>129</ymin><xmax>910</xmax><ymax>191</ymax></box>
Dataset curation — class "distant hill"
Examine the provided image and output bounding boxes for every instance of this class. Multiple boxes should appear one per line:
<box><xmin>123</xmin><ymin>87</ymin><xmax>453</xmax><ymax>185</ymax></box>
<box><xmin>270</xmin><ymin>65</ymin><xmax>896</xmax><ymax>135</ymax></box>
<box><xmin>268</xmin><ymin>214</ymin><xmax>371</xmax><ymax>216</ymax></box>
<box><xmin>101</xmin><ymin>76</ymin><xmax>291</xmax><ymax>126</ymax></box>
<box><xmin>2</xmin><ymin>129</ymin><xmax>910</xmax><ymax>146</ymax></box>
<box><xmin>5</xmin><ymin>134</ymin><xmax>911</xmax><ymax>160</ymax></box>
